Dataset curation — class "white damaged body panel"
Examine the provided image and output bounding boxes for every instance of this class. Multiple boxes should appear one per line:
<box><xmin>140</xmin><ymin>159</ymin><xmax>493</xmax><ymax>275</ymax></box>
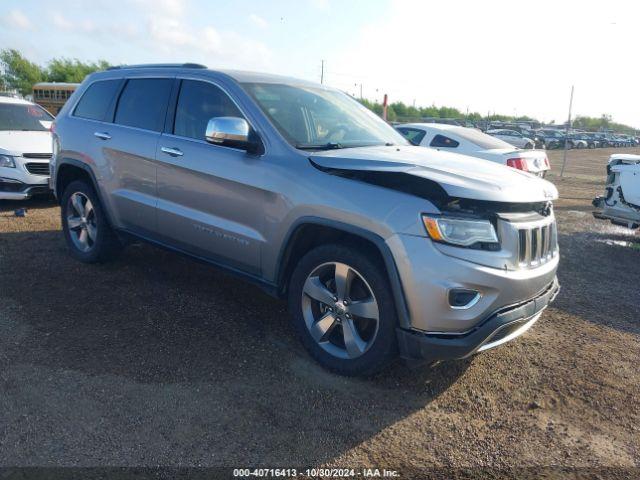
<box><xmin>593</xmin><ymin>154</ymin><xmax>640</xmax><ymax>229</ymax></box>
<box><xmin>310</xmin><ymin>145</ymin><xmax>558</xmax><ymax>204</ymax></box>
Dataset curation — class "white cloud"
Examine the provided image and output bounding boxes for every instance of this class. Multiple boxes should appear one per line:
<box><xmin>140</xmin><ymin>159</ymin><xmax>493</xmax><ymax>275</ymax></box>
<box><xmin>202</xmin><ymin>27</ymin><xmax>222</xmax><ymax>52</ymax></box>
<box><xmin>310</xmin><ymin>0</ymin><xmax>330</xmax><ymax>10</ymax></box>
<box><xmin>5</xmin><ymin>9</ymin><xmax>32</xmax><ymax>30</ymax></box>
<box><xmin>145</xmin><ymin>15</ymin><xmax>272</xmax><ymax>71</ymax></box>
<box><xmin>132</xmin><ymin>0</ymin><xmax>186</xmax><ymax>16</ymax></box>
<box><xmin>249</xmin><ymin>13</ymin><xmax>268</xmax><ymax>29</ymax></box>
<box><xmin>52</xmin><ymin>13</ymin><xmax>73</xmax><ymax>30</ymax></box>
<box><xmin>148</xmin><ymin>17</ymin><xmax>197</xmax><ymax>49</ymax></box>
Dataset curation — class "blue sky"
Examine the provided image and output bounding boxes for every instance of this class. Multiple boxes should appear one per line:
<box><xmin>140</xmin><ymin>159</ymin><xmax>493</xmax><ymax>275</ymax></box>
<box><xmin>2</xmin><ymin>0</ymin><xmax>639</xmax><ymax>127</ymax></box>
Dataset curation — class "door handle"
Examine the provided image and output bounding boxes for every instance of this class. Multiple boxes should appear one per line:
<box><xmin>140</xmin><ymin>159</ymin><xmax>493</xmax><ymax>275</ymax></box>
<box><xmin>161</xmin><ymin>146</ymin><xmax>184</xmax><ymax>157</ymax></box>
<box><xmin>94</xmin><ymin>131</ymin><xmax>111</xmax><ymax>140</ymax></box>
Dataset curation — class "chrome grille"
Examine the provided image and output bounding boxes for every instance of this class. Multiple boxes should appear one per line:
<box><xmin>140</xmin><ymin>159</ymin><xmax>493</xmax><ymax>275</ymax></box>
<box><xmin>23</xmin><ymin>153</ymin><xmax>52</xmax><ymax>159</ymax></box>
<box><xmin>25</xmin><ymin>162</ymin><xmax>50</xmax><ymax>176</ymax></box>
<box><xmin>517</xmin><ymin>221</ymin><xmax>557</xmax><ymax>267</ymax></box>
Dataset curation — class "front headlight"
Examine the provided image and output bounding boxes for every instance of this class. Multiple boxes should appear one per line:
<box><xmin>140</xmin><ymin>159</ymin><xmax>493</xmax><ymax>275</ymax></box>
<box><xmin>422</xmin><ymin>215</ymin><xmax>499</xmax><ymax>248</ymax></box>
<box><xmin>0</xmin><ymin>155</ymin><xmax>16</xmax><ymax>168</ymax></box>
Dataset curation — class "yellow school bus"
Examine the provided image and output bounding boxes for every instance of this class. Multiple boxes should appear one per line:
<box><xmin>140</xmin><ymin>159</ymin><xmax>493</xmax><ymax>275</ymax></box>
<box><xmin>32</xmin><ymin>82</ymin><xmax>79</xmax><ymax>115</ymax></box>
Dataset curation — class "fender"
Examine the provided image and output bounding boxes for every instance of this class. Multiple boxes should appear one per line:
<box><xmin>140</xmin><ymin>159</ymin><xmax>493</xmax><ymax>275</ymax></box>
<box><xmin>275</xmin><ymin>216</ymin><xmax>412</xmax><ymax>329</ymax></box>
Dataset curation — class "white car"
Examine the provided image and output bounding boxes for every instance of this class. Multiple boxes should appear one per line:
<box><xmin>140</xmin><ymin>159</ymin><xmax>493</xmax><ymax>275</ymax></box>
<box><xmin>0</xmin><ymin>96</ymin><xmax>54</xmax><ymax>200</ymax></box>
<box><xmin>593</xmin><ymin>154</ymin><xmax>640</xmax><ymax>229</ymax></box>
<box><xmin>396</xmin><ymin>123</ymin><xmax>550</xmax><ymax>176</ymax></box>
<box><xmin>486</xmin><ymin>129</ymin><xmax>535</xmax><ymax>149</ymax></box>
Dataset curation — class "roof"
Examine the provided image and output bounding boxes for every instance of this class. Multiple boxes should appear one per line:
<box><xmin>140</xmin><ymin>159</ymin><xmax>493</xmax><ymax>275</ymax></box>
<box><xmin>99</xmin><ymin>64</ymin><xmax>325</xmax><ymax>88</ymax></box>
<box><xmin>0</xmin><ymin>96</ymin><xmax>35</xmax><ymax>106</ymax></box>
<box><xmin>396</xmin><ymin>122</ymin><xmax>467</xmax><ymax>132</ymax></box>
<box><xmin>610</xmin><ymin>154</ymin><xmax>640</xmax><ymax>161</ymax></box>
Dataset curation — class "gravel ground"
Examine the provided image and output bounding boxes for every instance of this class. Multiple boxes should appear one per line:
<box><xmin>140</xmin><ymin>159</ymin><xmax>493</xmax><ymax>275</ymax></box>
<box><xmin>0</xmin><ymin>147</ymin><xmax>638</xmax><ymax>476</ymax></box>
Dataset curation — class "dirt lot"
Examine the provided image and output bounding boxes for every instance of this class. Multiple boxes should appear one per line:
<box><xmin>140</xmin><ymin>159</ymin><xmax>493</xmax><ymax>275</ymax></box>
<box><xmin>0</xmin><ymin>147</ymin><xmax>638</xmax><ymax>476</ymax></box>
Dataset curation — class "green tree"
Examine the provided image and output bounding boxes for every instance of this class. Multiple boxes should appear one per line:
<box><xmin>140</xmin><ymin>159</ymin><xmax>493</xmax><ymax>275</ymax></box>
<box><xmin>390</xmin><ymin>101</ymin><xmax>407</xmax><ymax>117</ymax></box>
<box><xmin>0</xmin><ymin>49</ymin><xmax>44</xmax><ymax>96</ymax></box>
<box><xmin>47</xmin><ymin>58</ymin><xmax>110</xmax><ymax>83</ymax></box>
<box><xmin>419</xmin><ymin>104</ymin><xmax>440</xmax><ymax>118</ymax></box>
<box><xmin>0</xmin><ymin>49</ymin><xmax>111</xmax><ymax>96</ymax></box>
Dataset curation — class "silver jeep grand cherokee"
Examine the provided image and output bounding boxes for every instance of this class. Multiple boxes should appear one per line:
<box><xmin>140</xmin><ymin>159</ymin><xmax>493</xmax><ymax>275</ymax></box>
<box><xmin>50</xmin><ymin>64</ymin><xmax>559</xmax><ymax>376</ymax></box>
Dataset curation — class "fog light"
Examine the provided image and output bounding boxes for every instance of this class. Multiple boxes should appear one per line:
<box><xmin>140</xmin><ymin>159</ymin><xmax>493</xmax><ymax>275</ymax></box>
<box><xmin>448</xmin><ymin>289</ymin><xmax>481</xmax><ymax>309</ymax></box>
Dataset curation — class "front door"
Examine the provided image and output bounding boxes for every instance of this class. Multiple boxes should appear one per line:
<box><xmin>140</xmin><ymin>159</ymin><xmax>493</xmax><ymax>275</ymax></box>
<box><xmin>155</xmin><ymin>79</ymin><xmax>267</xmax><ymax>275</ymax></box>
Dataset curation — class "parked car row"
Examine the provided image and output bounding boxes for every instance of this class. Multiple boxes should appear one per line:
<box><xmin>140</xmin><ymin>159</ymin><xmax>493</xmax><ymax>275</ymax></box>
<box><xmin>489</xmin><ymin>127</ymin><xmax>639</xmax><ymax>151</ymax></box>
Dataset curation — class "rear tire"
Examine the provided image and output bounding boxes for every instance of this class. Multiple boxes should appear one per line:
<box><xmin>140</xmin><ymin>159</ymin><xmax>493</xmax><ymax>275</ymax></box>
<box><xmin>61</xmin><ymin>180</ymin><xmax>121</xmax><ymax>263</ymax></box>
<box><xmin>288</xmin><ymin>244</ymin><xmax>398</xmax><ymax>376</ymax></box>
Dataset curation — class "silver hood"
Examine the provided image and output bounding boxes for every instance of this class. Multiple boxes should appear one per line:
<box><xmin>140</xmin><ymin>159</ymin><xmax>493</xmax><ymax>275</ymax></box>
<box><xmin>310</xmin><ymin>145</ymin><xmax>558</xmax><ymax>203</ymax></box>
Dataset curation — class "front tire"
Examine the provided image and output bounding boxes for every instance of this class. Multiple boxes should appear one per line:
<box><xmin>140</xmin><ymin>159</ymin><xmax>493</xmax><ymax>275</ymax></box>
<box><xmin>288</xmin><ymin>244</ymin><xmax>398</xmax><ymax>376</ymax></box>
<box><xmin>61</xmin><ymin>180</ymin><xmax>121</xmax><ymax>263</ymax></box>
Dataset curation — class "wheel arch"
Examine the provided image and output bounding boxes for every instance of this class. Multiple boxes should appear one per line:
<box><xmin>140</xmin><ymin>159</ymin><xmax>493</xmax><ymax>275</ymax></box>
<box><xmin>276</xmin><ymin>217</ymin><xmax>411</xmax><ymax>328</ymax></box>
<box><xmin>55</xmin><ymin>159</ymin><xmax>115</xmax><ymax>227</ymax></box>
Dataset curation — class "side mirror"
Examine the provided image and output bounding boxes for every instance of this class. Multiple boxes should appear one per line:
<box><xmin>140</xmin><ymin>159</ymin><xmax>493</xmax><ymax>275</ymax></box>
<box><xmin>205</xmin><ymin>116</ymin><xmax>263</xmax><ymax>154</ymax></box>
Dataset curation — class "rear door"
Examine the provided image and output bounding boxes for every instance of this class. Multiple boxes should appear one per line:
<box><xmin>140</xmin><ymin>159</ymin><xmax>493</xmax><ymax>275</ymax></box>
<box><xmin>154</xmin><ymin>78</ymin><xmax>266</xmax><ymax>275</ymax></box>
<box><xmin>101</xmin><ymin>76</ymin><xmax>174</xmax><ymax>235</ymax></box>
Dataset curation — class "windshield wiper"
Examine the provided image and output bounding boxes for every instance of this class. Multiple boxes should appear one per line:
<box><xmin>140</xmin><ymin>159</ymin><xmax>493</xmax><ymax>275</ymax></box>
<box><xmin>295</xmin><ymin>142</ymin><xmax>345</xmax><ymax>150</ymax></box>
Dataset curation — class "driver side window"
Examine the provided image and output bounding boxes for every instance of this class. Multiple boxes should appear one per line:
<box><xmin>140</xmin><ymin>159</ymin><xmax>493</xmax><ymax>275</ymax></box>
<box><xmin>174</xmin><ymin>80</ymin><xmax>243</xmax><ymax>141</ymax></box>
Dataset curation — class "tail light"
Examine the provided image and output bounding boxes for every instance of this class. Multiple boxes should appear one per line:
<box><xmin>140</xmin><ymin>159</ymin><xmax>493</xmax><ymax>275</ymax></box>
<box><xmin>507</xmin><ymin>157</ymin><xmax>529</xmax><ymax>171</ymax></box>
<box><xmin>543</xmin><ymin>156</ymin><xmax>550</xmax><ymax>168</ymax></box>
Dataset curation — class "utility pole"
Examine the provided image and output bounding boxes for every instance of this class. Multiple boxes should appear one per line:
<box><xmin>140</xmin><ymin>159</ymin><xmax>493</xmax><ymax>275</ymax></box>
<box><xmin>560</xmin><ymin>85</ymin><xmax>575</xmax><ymax>178</ymax></box>
<box><xmin>382</xmin><ymin>94</ymin><xmax>388</xmax><ymax>121</ymax></box>
<box><xmin>320</xmin><ymin>60</ymin><xmax>324</xmax><ymax>85</ymax></box>
<box><xmin>359</xmin><ymin>83</ymin><xmax>363</xmax><ymax>100</ymax></box>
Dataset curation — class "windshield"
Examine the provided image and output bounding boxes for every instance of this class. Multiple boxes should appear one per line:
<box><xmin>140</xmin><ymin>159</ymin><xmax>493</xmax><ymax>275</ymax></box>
<box><xmin>241</xmin><ymin>82</ymin><xmax>408</xmax><ymax>149</ymax></box>
<box><xmin>452</xmin><ymin>127</ymin><xmax>515</xmax><ymax>149</ymax></box>
<box><xmin>0</xmin><ymin>103</ymin><xmax>53</xmax><ymax>131</ymax></box>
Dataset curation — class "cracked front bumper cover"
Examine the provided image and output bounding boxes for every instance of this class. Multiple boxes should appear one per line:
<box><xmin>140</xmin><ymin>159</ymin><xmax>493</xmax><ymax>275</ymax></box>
<box><xmin>397</xmin><ymin>278</ymin><xmax>560</xmax><ymax>364</ymax></box>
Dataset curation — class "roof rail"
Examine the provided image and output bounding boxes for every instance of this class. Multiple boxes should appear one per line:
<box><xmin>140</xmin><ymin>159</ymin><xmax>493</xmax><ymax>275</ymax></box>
<box><xmin>106</xmin><ymin>63</ymin><xmax>207</xmax><ymax>71</ymax></box>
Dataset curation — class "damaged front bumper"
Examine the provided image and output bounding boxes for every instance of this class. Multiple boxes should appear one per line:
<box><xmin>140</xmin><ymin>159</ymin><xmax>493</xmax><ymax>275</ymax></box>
<box><xmin>396</xmin><ymin>278</ymin><xmax>560</xmax><ymax>365</ymax></box>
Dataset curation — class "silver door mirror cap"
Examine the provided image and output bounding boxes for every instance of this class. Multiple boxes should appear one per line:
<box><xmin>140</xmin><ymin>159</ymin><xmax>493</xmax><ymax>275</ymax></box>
<box><xmin>205</xmin><ymin>117</ymin><xmax>250</xmax><ymax>145</ymax></box>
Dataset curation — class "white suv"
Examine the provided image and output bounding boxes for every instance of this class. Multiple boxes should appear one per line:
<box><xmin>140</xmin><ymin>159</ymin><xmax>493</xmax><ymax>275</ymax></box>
<box><xmin>0</xmin><ymin>96</ymin><xmax>54</xmax><ymax>200</ymax></box>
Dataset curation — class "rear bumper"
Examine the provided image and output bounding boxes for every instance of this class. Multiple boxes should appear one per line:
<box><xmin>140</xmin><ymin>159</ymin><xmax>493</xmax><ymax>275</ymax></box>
<box><xmin>396</xmin><ymin>278</ymin><xmax>560</xmax><ymax>364</ymax></box>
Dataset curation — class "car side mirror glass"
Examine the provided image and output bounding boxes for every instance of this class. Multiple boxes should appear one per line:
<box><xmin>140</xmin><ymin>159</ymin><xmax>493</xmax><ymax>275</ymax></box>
<box><xmin>205</xmin><ymin>116</ymin><xmax>263</xmax><ymax>154</ymax></box>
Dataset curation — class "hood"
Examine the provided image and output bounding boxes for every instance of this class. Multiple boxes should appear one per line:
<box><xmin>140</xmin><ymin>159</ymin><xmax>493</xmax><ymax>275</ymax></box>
<box><xmin>0</xmin><ymin>131</ymin><xmax>52</xmax><ymax>156</ymax></box>
<box><xmin>310</xmin><ymin>145</ymin><xmax>558</xmax><ymax>203</ymax></box>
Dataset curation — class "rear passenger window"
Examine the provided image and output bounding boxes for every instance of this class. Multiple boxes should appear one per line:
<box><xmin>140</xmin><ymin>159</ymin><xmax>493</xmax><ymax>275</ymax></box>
<box><xmin>73</xmin><ymin>79</ymin><xmax>120</xmax><ymax>121</ymax></box>
<box><xmin>174</xmin><ymin>80</ymin><xmax>242</xmax><ymax>140</ymax></box>
<box><xmin>114</xmin><ymin>78</ymin><xmax>173</xmax><ymax>132</ymax></box>
<box><xmin>430</xmin><ymin>134</ymin><xmax>459</xmax><ymax>148</ymax></box>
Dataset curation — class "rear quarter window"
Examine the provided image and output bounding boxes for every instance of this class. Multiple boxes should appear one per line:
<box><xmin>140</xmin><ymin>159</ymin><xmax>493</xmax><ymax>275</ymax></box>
<box><xmin>73</xmin><ymin>79</ymin><xmax>121</xmax><ymax>121</ymax></box>
<box><xmin>430</xmin><ymin>134</ymin><xmax>460</xmax><ymax>148</ymax></box>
